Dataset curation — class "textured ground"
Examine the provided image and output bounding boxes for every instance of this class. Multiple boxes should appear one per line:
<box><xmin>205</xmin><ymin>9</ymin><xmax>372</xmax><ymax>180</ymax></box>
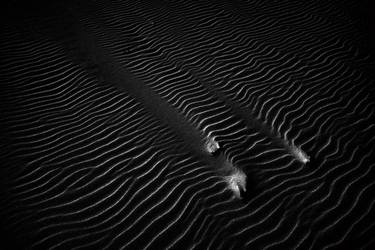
<box><xmin>1</xmin><ymin>0</ymin><xmax>375</xmax><ymax>249</ymax></box>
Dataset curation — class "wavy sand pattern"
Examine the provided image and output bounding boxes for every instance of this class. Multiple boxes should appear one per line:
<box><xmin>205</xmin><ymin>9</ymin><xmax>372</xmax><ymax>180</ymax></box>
<box><xmin>1</xmin><ymin>0</ymin><xmax>375</xmax><ymax>249</ymax></box>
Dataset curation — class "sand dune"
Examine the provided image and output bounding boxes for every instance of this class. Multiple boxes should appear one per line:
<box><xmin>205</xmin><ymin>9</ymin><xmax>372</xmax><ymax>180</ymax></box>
<box><xmin>1</xmin><ymin>0</ymin><xmax>374</xmax><ymax>249</ymax></box>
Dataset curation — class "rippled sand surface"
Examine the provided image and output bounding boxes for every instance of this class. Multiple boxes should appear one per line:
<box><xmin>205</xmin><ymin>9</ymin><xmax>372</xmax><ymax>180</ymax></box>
<box><xmin>1</xmin><ymin>0</ymin><xmax>375</xmax><ymax>249</ymax></box>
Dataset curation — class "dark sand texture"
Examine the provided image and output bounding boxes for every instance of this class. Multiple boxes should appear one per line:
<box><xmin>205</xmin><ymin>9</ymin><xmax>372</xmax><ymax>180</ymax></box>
<box><xmin>1</xmin><ymin>0</ymin><xmax>375</xmax><ymax>249</ymax></box>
